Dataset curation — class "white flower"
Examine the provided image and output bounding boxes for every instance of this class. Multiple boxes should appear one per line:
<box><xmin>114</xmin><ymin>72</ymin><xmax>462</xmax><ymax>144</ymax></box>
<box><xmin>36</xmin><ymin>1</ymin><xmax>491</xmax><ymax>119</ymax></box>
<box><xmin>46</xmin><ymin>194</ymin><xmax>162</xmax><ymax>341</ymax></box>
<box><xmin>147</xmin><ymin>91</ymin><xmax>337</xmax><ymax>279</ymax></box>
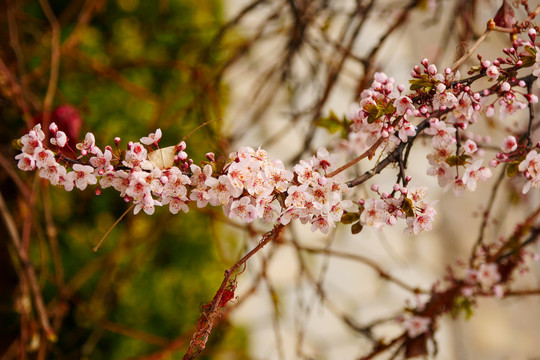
<box><xmin>463</xmin><ymin>139</ymin><xmax>477</xmax><ymax>154</ymax></box>
<box><xmin>76</xmin><ymin>132</ymin><xmax>96</xmax><ymax>153</ymax></box>
<box><xmin>519</xmin><ymin>150</ymin><xmax>540</xmax><ymax>193</ymax></box>
<box><xmin>66</xmin><ymin>164</ymin><xmax>97</xmax><ymax>190</ymax></box>
<box><xmin>477</xmin><ymin>263</ymin><xmax>501</xmax><ymax>289</ymax></box>
<box><xmin>228</xmin><ymin>196</ymin><xmax>257</xmax><ymax>223</ymax></box>
<box><xmin>462</xmin><ymin>160</ymin><xmax>492</xmax><ymax>191</ymax></box>
<box><xmin>140</xmin><ymin>128</ymin><xmax>162</xmax><ymax>145</ymax></box>
<box><xmin>501</xmin><ymin>135</ymin><xmax>517</xmax><ymax>153</ymax></box>
<box><xmin>360</xmin><ymin>198</ymin><xmax>387</xmax><ymax>230</ymax></box>
<box><xmin>486</xmin><ymin>65</ymin><xmax>499</xmax><ymax>80</ymax></box>
<box><xmin>15</xmin><ymin>153</ymin><xmax>36</xmax><ymax>171</ymax></box>
<box><xmin>49</xmin><ymin>129</ymin><xmax>68</xmax><ymax>147</ymax></box>
<box><xmin>403</xmin><ymin>316</ymin><xmax>431</xmax><ymax>338</ymax></box>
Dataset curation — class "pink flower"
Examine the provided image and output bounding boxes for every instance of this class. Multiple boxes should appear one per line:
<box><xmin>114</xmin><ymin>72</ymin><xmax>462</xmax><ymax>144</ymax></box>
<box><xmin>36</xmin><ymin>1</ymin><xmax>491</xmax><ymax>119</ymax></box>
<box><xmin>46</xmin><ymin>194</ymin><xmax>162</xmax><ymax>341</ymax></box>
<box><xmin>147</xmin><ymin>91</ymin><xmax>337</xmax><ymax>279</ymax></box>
<box><xmin>393</xmin><ymin>95</ymin><xmax>415</xmax><ymax>115</ymax></box>
<box><xmin>163</xmin><ymin>196</ymin><xmax>189</xmax><ymax>214</ymax></box>
<box><xmin>134</xmin><ymin>193</ymin><xmax>161</xmax><ymax>215</ymax></box>
<box><xmin>403</xmin><ymin>316</ymin><xmax>431</xmax><ymax>338</ymax></box>
<box><xmin>229</xmin><ymin>196</ymin><xmax>257</xmax><ymax>223</ymax></box>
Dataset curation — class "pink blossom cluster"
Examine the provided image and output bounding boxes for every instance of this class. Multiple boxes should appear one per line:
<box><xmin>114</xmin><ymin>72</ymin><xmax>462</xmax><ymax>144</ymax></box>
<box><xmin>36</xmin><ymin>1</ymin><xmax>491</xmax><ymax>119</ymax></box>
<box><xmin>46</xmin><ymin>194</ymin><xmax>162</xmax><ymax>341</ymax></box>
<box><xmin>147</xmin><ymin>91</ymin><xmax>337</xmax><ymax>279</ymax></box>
<box><xmin>14</xmin><ymin>123</ymin><xmax>353</xmax><ymax>233</ymax></box>
<box><xmin>277</xmin><ymin>148</ymin><xmax>353</xmax><ymax>234</ymax></box>
<box><xmin>346</xmin><ymin>72</ymin><xmax>416</xmax><ymax>154</ymax></box>
<box><xmin>360</xmin><ymin>182</ymin><xmax>436</xmax><ymax>235</ymax></box>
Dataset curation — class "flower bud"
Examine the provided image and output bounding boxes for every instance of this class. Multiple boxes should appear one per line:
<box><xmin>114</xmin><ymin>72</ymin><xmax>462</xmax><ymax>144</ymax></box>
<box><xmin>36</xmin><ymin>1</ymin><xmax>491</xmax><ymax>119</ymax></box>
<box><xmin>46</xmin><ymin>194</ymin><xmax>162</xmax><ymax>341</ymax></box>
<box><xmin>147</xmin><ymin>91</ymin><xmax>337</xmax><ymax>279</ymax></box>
<box><xmin>371</xmin><ymin>184</ymin><xmax>379</xmax><ymax>192</ymax></box>
<box><xmin>529</xmin><ymin>28</ymin><xmax>536</xmax><ymax>42</ymax></box>
<box><xmin>49</xmin><ymin>122</ymin><xmax>58</xmax><ymax>133</ymax></box>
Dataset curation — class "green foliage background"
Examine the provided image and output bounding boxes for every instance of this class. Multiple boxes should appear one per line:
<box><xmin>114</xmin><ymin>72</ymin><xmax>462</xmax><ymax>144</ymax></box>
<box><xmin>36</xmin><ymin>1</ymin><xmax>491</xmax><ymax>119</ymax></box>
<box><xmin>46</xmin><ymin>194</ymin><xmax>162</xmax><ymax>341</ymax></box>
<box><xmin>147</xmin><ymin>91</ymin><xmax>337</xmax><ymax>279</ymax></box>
<box><xmin>0</xmin><ymin>1</ymin><xmax>248</xmax><ymax>359</ymax></box>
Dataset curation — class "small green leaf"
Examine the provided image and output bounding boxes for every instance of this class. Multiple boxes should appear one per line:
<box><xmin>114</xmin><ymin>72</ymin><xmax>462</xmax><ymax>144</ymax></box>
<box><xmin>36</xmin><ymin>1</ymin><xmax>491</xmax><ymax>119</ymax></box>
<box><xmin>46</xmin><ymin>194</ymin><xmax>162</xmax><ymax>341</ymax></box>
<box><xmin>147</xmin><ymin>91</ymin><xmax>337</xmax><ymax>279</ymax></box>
<box><xmin>506</xmin><ymin>162</ymin><xmax>520</xmax><ymax>177</ymax></box>
<box><xmin>315</xmin><ymin>110</ymin><xmax>345</xmax><ymax>133</ymax></box>
<box><xmin>401</xmin><ymin>197</ymin><xmax>415</xmax><ymax>218</ymax></box>
<box><xmin>445</xmin><ymin>154</ymin><xmax>471</xmax><ymax>167</ymax></box>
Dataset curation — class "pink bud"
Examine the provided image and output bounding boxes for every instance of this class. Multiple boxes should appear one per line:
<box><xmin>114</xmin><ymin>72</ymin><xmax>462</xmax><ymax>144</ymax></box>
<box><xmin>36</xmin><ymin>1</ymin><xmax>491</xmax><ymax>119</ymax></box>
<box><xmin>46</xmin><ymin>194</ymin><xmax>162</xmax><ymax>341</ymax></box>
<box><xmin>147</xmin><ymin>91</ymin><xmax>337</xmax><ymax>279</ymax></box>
<box><xmin>382</xmin><ymin>192</ymin><xmax>390</xmax><ymax>199</ymax></box>
<box><xmin>177</xmin><ymin>141</ymin><xmax>187</xmax><ymax>151</ymax></box>
<box><xmin>359</xmin><ymin>199</ymin><xmax>365</xmax><ymax>205</ymax></box>
<box><xmin>405</xmin><ymin>175</ymin><xmax>412</xmax><ymax>182</ymax></box>
<box><xmin>401</xmin><ymin>187</ymin><xmax>408</xmax><ymax>195</ymax></box>
<box><xmin>489</xmin><ymin>159</ymin><xmax>500</xmax><ymax>167</ymax></box>
<box><xmin>160</xmin><ymin>176</ymin><xmax>168</xmax><ymax>184</ymax></box>
<box><xmin>481</xmin><ymin>60</ymin><xmax>491</xmax><ymax>68</ymax></box>
<box><xmin>397</xmin><ymin>84</ymin><xmax>405</xmax><ymax>92</ymax></box>
<box><xmin>114</xmin><ymin>137</ymin><xmax>121</xmax><ymax>145</ymax></box>
<box><xmin>421</xmin><ymin>58</ymin><xmax>429</xmax><ymax>67</ymax></box>
<box><xmin>529</xmin><ymin>28</ymin><xmax>536</xmax><ymax>42</ymax></box>
<box><xmin>49</xmin><ymin>122</ymin><xmax>58</xmax><ymax>133</ymax></box>
<box><xmin>206</xmin><ymin>152</ymin><xmax>215</xmax><ymax>161</ymax></box>
<box><xmin>178</xmin><ymin>151</ymin><xmax>188</xmax><ymax>161</ymax></box>
<box><xmin>427</xmin><ymin>64</ymin><xmax>437</xmax><ymax>75</ymax></box>
<box><xmin>393</xmin><ymin>184</ymin><xmax>401</xmax><ymax>191</ymax></box>
<box><xmin>371</xmin><ymin>184</ymin><xmax>379</xmax><ymax>192</ymax></box>
<box><xmin>445</xmin><ymin>67</ymin><xmax>452</xmax><ymax>75</ymax></box>
<box><xmin>95</xmin><ymin>188</ymin><xmax>101</xmax><ymax>195</ymax></box>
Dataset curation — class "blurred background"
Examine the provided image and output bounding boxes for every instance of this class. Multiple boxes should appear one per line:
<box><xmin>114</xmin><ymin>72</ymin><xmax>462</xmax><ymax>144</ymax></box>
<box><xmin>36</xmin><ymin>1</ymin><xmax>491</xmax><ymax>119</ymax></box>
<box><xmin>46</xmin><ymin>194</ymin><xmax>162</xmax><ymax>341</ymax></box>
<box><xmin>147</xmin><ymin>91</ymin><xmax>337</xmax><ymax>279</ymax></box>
<box><xmin>1</xmin><ymin>0</ymin><xmax>540</xmax><ymax>359</ymax></box>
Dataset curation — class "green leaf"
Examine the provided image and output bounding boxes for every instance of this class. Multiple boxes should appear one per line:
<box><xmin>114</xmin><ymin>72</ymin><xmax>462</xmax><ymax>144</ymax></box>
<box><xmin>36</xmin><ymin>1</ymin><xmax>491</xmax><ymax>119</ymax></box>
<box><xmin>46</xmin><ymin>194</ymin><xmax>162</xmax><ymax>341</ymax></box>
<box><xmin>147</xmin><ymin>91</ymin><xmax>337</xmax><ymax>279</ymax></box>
<box><xmin>445</xmin><ymin>154</ymin><xmax>471</xmax><ymax>167</ymax></box>
<box><xmin>506</xmin><ymin>162</ymin><xmax>520</xmax><ymax>177</ymax></box>
<box><xmin>315</xmin><ymin>110</ymin><xmax>345</xmax><ymax>133</ymax></box>
<box><xmin>451</xmin><ymin>296</ymin><xmax>475</xmax><ymax>320</ymax></box>
<box><xmin>409</xmin><ymin>74</ymin><xmax>433</xmax><ymax>92</ymax></box>
<box><xmin>401</xmin><ymin>197</ymin><xmax>415</xmax><ymax>218</ymax></box>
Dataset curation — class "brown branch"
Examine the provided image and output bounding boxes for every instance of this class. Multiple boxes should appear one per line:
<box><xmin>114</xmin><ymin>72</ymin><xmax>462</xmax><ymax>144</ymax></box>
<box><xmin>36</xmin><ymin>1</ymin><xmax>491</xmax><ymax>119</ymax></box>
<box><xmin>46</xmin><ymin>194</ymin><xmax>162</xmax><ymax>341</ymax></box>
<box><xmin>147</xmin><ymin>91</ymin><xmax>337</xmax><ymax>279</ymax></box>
<box><xmin>182</xmin><ymin>223</ymin><xmax>284</xmax><ymax>359</ymax></box>
<box><xmin>38</xmin><ymin>0</ymin><xmax>62</xmax><ymax>133</ymax></box>
<box><xmin>0</xmin><ymin>191</ymin><xmax>57</xmax><ymax>343</ymax></box>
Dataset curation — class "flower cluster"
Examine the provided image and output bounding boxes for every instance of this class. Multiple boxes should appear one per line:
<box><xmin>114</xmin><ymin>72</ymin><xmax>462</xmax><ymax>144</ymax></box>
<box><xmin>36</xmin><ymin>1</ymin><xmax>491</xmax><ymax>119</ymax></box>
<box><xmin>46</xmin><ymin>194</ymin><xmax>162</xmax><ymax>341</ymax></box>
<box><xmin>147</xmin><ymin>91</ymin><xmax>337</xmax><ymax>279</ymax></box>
<box><xmin>357</xmin><ymin>182</ymin><xmax>437</xmax><ymax>235</ymax></box>
<box><xmin>14</xmin><ymin>123</ymin><xmax>353</xmax><ymax>233</ymax></box>
<box><xmin>277</xmin><ymin>148</ymin><xmax>352</xmax><ymax>234</ymax></box>
<box><xmin>347</xmin><ymin>72</ymin><xmax>416</xmax><ymax>154</ymax></box>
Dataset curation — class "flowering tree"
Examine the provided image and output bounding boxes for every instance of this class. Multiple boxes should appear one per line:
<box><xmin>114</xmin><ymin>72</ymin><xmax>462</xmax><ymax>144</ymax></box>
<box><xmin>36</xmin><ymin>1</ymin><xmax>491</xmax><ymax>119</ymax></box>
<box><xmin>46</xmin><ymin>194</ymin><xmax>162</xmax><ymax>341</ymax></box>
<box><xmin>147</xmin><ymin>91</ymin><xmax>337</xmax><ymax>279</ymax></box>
<box><xmin>3</xmin><ymin>0</ymin><xmax>540</xmax><ymax>359</ymax></box>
